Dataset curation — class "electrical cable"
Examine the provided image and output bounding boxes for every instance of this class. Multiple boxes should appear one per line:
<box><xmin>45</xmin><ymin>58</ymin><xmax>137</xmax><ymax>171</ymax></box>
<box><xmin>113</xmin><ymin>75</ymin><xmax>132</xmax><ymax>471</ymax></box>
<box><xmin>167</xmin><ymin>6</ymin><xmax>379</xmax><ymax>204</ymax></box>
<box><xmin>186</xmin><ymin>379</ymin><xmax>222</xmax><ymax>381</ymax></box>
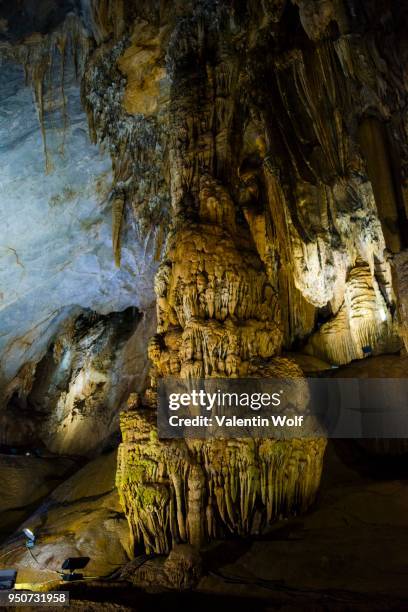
<box><xmin>209</xmin><ymin>568</ymin><xmax>371</xmax><ymax>600</ymax></box>
<box><xmin>27</xmin><ymin>547</ymin><xmax>61</xmax><ymax>576</ymax></box>
<box><xmin>4</xmin><ymin>541</ymin><xmax>155</xmax><ymax>586</ymax></box>
<box><xmin>0</xmin><ymin>546</ymin><xmax>24</xmax><ymax>561</ymax></box>
<box><xmin>74</xmin><ymin>563</ymin><xmax>132</xmax><ymax>582</ymax></box>
<box><xmin>20</xmin><ymin>578</ymin><xmax>61</xmax><ymax>589</ymax></box>
<box><xmin>60</xmin><ymin>556</ymin><xmax>158</xmax><ymax>583</ymax></box>
<box><xmin>209</xmin><ymin>569</ymin><xmax>286</xmax><ymax>591</ymax></box>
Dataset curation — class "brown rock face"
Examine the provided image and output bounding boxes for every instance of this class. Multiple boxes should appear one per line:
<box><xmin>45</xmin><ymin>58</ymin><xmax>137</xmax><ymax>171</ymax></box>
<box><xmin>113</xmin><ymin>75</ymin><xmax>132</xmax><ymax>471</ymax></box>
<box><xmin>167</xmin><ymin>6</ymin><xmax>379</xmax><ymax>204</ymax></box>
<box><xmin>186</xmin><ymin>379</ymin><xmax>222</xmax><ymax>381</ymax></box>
<box><xmin>117</xmin><ymin>21</ymin><xmax>168</xmax><ymax>116</ymax></box>
<box><xmin>105</xmin><ymin>0</ymin><xmax>408</xmax><ymax>554</ymax></box>
<box><xmin>121</xmin><ymin>543</ymin><xmax>202</xmax><ymax>590</ymax></box>
<box><xmin>152</xmin><ymin>175</ymin><xmax>283</xmax><ymax>379</ymax></box>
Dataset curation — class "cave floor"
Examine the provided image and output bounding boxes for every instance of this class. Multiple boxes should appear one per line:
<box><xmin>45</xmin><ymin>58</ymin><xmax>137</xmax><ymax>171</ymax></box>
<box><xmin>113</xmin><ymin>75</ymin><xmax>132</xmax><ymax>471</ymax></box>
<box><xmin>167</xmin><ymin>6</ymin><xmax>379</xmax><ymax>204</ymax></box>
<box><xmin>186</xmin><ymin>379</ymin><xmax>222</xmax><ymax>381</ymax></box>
<box><xmin>51</xmin><ymin>440</ymin><xmax>408</xmax><ymax>611</ymax></box>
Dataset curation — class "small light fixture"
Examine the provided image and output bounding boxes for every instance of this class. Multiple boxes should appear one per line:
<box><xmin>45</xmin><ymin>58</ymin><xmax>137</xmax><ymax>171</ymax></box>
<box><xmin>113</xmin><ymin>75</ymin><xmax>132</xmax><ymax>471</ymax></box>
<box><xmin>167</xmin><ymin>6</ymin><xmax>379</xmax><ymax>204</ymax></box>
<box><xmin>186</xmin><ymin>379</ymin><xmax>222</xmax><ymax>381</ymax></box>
<box><xmin>22</xmin><ymin>529</ymin><xmax>36</xmax><ymax>549</ymax></box>
<box><xmin>61</xmin><ymin>557</ymin><xmax>90</xmax><ymax>582</ymax></box>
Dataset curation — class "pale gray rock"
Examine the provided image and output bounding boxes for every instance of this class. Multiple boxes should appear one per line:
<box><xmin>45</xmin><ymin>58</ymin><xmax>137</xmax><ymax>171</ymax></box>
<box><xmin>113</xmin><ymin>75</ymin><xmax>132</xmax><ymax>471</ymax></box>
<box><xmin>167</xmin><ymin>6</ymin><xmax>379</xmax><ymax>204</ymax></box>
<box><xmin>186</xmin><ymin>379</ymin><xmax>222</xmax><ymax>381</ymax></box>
<box><xmin>0</xmin><ymin>48</ymin><xmax>158</xmax><ymax>402</ymax></box>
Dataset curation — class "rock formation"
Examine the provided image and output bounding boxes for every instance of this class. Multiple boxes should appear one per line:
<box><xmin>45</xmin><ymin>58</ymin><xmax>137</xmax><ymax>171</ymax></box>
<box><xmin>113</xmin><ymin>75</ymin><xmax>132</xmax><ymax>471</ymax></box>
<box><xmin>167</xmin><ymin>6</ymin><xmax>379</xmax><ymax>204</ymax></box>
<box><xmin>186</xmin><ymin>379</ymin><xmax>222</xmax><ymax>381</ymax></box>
<box><xmin>117</xmin><ymin>174</ymin><xmax>326</xmax><ymax>553</ymax></box>
<box><xmin>121</xmin><ymin>543</ymin><xmax>202</xmax><ymax>590</ymax></box>
<box><xmin>1</xmin><ymin>306</ymin><xmax>156</xmax><ymax>456</ymax></box>
<box><xmin>111</xmin><ymin>0</ymin><xmax>408</xmax><ymax>555</ymax></box>
<box><xmin>1</xmin><ymin>0</ymin><xmax>408</xmax><ymax>588</ymax></box>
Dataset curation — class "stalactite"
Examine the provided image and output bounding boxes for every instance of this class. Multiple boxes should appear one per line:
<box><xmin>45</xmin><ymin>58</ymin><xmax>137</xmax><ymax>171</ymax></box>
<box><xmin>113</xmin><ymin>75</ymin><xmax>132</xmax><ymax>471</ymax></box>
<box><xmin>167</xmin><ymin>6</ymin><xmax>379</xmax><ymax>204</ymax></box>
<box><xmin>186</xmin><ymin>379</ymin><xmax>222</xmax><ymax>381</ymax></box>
<box><xmin>56</xmin><ymin>33</ymin><xmax>68</xmax><ymax>156</ymax></box>
<box><xmin>32</xmin><ymin>59</ymin><xmax>53</xmax><ymax>174</ymax></box>
<box><xmin>276</xmin><ymin>44</ymin><xmax>348</xmax><ymax>180</ymax></box>
<box><xmin>81</xmin><ymin>35</ymin><xmax>170</xmax><ymax>267</ymax></box>
<box><xmin>89</xmin><ymin>0</ymin><xmax>125</xmax><ymax>43</ymax></box>
<box><xmin>0</xmin><ymin>15</ymin><xmax>90</xmax><ymax>173</ymax></box>
<box><xmin>112</xmin><ymin>193</ymin><xmax>125</xmax><ymax>268</ymax></box>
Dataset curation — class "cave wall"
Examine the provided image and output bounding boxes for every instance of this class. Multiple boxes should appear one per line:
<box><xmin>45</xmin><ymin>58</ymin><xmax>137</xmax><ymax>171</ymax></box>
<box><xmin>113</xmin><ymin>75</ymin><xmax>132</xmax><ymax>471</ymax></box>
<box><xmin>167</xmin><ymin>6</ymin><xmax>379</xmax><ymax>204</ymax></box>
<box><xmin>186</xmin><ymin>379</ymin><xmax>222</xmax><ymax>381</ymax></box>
<box><xmin>0</xmin><ymin>12</ymin><xmax>161</xmax><ymax>441</ymax></box>
<box><xmin>78</xmin><ymin>0</ymin><xmax>408</xmax><ymax>361</ymax></box>
<box><xmin>108</xmin><ymin>0</ymin><xmax>408</xmax><ymax>552</ymax></box>
<box><xmin>1</xmin><ymin>0</ymin><xmax>408</xmax><ymax>556</ymax></box>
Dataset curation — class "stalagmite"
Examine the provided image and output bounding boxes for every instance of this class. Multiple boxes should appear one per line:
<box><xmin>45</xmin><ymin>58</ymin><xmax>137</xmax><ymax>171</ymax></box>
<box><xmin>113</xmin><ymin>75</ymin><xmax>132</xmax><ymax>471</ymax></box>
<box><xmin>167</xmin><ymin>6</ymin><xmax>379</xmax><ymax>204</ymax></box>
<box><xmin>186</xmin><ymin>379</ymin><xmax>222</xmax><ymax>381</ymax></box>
<box><xmin>117</xmin><ymin>175</ymin><xmax>326</xmax><ymax>554</ymax></box>
<box><xmin>2</xmin><ymin>0</ymin><xmax>408</xmax><ymax>597</ymax></box>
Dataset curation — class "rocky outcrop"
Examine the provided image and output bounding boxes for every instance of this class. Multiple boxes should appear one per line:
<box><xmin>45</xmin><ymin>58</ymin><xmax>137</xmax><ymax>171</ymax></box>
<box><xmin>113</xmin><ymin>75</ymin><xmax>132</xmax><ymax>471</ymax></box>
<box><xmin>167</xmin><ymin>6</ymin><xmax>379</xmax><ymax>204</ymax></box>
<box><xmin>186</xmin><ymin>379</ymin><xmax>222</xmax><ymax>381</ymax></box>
<box><xmin>151</xmin><ymin>175</ymin><xmax>283</xmax><ymax>380</ymax></box>
<box><xmin>1</xmin><ymin>307</ymin><xmax>156</xmax><ymax>456</ymax></box>
<box><xmin>26</xmin><ymin>309</ymin><xmax>141</xmax><ymax>456</ymax></box>
<box><xmin>121</xmin><ymin>544</ymin><xmax>202</xmax><ymax>590</ymax></box>
<box><xmin>118</xmin><ymin>413</ymin><xmax>325</xmax><ymax>554</ymax></box>
<box><xmin>0</xmin><ymin>10</ymin><xmax>161</xmax><ymax>412</ymax></box>
<box><xmin>2</xmin><ymin>0</ymin><xmax>407</xmax><ymax>440</ymax></box>
<box><xmin>305</xmin><ymin>259</ymin><xmax>400</xmax><ymax>365</ymax></box>
<box><xmin>108</xmin><ymin>0</ymin><xmax>408</xmax><ymax>554</ymax></box>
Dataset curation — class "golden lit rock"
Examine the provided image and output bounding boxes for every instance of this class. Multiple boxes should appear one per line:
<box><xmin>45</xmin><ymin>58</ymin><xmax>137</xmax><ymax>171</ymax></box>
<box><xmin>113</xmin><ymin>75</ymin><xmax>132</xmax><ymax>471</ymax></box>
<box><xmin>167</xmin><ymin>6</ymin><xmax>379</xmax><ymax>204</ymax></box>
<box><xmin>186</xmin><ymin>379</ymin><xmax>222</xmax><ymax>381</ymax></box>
<box><xmin>117</xmin><ymin>22</ymin><xmax>168</xmax><ymax>116</ymax></box>
<box><xmin>117</xmin><ymin>173</ymin><xmax>326</xmax><ymax>553</ymax></box>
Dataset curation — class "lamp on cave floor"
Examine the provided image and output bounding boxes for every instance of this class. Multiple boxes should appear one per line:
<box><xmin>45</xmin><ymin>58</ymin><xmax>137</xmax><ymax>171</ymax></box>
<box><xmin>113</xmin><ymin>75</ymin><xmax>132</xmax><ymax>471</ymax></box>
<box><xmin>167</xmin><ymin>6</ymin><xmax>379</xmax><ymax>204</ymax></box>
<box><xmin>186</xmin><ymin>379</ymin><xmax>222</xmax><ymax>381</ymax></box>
<box><xmin>0</xmin><ymin>570</ymin><xmax>17</xmax><ymax>590</ymax></box>
<box><xmin>22</xmin><ymin>528</ymin><xmax>36</xmax><ymax>549</ymax></box>
<box><xmin>61</xmin><ymin>557</ymin><xmax>90</xmax><ymax>582</ymax></box>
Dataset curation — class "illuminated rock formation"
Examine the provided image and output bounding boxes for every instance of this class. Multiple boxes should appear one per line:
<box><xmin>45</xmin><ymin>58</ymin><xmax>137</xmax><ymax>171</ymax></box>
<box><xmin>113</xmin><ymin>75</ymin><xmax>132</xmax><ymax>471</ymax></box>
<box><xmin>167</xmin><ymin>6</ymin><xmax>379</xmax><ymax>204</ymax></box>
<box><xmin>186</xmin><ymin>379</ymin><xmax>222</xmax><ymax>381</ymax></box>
<box><xmin>109</xmin><ymin>0</ymin><xmax>408</xmax><ymax>552</ymax></box>
<box><xmin>0</xmin><ymin>10</ymin><xmax>160</xmax><ymax>409</ymax></box>
<box><xmin>151</xmin><ymin>176</ymin><xmax>283</xmax><ymax>380</ymax></box>
<box><xmin>118</xmin><ymin>410</ymin><xmax>325</xmax><ymax>554</ymax></box>
<box><xmin>1</xmin><ymin>0</ymin><xmax>408</xmax><ymax>580</ymax></box>
<box><xmin>117</xmin><ymin>174</ymin><xmax>326</xmax><ymax>554</ymax></box>
<box><xmin>305</xmin><ymin>259</ymin><xmax>400</xmax><ymax>365</ymax></box>
<box><xmin>2</xmin><ymin>0</ymin><xmax>407</xmax><ymax>410</ymax></box>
